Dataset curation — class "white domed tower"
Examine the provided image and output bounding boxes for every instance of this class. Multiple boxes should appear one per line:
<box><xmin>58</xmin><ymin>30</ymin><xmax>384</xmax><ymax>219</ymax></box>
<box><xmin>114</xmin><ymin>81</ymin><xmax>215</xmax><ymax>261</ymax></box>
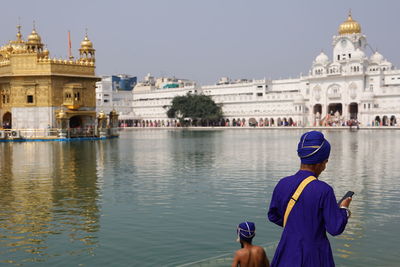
<box><xmin>311</xmin><ymin>51</ymin><xmax>330</xmax><ymax>76</ymax></box>
<box><xmin>369</xmin><ymin>51</ymin><xmax>392</xmax><ymax>71</ymax></box>
<box><xmin>332</xmin><ymin>11</ymin><xmax>367</xmax><ymax>63</ymax></box>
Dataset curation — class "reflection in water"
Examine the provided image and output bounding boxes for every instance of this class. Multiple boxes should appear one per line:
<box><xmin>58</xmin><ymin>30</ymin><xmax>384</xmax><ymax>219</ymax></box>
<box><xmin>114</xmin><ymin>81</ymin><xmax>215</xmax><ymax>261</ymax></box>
<box><xmin>317</xmin><ymin>130</ymin><xmax>400</xmax><ymax>265</ymax></box>
<box><xmin>0</xmin><ymin>142</ymin><xmax>101</xmax><ymax>265</ymax></box>
<box><xmin>0</xmin><ymin>130</ymin><xmax>400</xmax><ymax>266</ymax></box>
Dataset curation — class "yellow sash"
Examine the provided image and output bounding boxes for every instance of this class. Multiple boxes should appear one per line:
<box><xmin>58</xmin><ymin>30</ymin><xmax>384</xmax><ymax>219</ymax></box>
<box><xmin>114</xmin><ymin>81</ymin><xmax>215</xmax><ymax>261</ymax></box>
<box><xmin>283</xmin><ymin>176</ymin><xmax>316</xmax><ymax>227</ymax></box>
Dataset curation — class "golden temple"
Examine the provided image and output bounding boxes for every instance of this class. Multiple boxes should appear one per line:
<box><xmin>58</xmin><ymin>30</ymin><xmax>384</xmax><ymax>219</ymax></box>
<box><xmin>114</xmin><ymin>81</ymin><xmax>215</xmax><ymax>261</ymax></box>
<box><xmin>0</xmin><ymin>24</ymin><xmax>99</xmax><ymax>131</ymax></box>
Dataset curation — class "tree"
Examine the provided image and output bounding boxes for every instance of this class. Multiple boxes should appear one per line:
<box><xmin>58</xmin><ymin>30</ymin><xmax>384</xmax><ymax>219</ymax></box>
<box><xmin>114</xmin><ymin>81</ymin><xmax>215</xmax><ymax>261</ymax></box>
<box><xmin>167</xmin><ymin>93</ymin><xmax>223</xmax><ymax>126</ymax></box>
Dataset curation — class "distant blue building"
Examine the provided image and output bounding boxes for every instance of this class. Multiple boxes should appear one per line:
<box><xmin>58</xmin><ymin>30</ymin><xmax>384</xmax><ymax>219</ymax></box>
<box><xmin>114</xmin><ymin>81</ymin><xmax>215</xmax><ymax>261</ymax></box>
<box><xmin>95</xmin><ymin>74</ymin><xmax>137</xmax><ymax>121</ymax></box>
<box><xmin>111</xmin><ymin>74</ymin><xmax>137</xmax><ymax>91</ymax></box>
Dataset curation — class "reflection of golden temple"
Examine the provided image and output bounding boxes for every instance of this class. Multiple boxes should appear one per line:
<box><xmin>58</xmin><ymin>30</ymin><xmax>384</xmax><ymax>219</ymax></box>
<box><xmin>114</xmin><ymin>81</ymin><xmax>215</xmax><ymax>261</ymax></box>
<box><xmin>0</xmin><ymin>141</ymin><xmax>101</xmax><ymax>262</ymax></box>
<box><xmin>0</xmin><ymin>24</ymin><xmax>98</xmax><ymax>131</ymax></box>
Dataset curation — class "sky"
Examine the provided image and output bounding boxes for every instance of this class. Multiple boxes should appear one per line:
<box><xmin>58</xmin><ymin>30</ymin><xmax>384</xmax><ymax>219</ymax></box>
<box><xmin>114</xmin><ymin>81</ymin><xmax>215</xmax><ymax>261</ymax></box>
<box><xmin>1</xmin><ymin>0</ymin><xmax>400</xmax><ymax>85</ymax></box>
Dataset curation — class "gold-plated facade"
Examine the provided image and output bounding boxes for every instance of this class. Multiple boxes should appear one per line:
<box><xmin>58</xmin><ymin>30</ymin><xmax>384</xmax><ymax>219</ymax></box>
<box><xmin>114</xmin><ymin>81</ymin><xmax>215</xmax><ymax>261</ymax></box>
<box><xmin>338</xmin><ymin>12</ymin><xmax>361</xmax><ymax>35</ymax></box>
<box><xmin>0</xmin><ymin>25</ymin><xmax>100</xmax><ymax>129</ymax></box>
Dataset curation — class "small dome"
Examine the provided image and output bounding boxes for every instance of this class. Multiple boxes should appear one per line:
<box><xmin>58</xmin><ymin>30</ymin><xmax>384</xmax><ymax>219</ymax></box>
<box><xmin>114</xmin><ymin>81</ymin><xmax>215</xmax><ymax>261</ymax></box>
<box><xmin>370</xmin><ymin>51</ymin><xmax>384</xmax><ymax>64</ymax></box>
<box><xmin>315</xmin><ymin>52</ymin><xmax>329</xmax><ymax>65</ymax></box>
<box><xmin>351</xmin><ymin>48</ymin><xmax>365</xmax><ymax>61</ymax></box>
<box><xmin>27</xmin><ymin>29</ymin><xmax>42</xmax><ymax>45</ymax></box>
<box><xmin>42</xmin><ymin>48</ymin><xmax>49</xmax><ymax>57</ymax></box>
<box><xmin>80</xmin><ymin>34</ymin><xmax>93</xmax><ymax>49</ymax></box>
<box><xmin>338</xmin><ymin>12</ymin><xmax>361</xmax><ymax>35</ymax></box>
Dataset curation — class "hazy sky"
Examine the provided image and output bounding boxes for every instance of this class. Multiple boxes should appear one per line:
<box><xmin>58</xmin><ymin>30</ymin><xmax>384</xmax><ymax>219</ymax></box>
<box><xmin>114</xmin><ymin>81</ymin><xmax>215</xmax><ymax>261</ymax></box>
<box><xmin>1</xmin><ymin>0</ymin><xmax>400</xmax><ymax>84</ymax></box>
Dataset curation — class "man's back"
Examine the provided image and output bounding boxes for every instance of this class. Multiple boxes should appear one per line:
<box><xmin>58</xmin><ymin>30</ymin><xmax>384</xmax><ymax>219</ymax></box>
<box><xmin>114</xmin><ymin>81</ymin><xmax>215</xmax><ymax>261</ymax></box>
<box><xmin>232</xmin><ymin>244</ymin><xmax>269</xmax><ymax>267</ymax></box>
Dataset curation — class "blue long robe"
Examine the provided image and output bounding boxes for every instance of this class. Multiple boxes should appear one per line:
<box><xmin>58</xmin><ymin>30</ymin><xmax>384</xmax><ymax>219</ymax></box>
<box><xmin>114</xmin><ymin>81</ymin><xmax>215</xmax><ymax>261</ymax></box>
<box><xmin>268</xmin><ymin>170</ymin><xmax>348</xmax><ymax>267</ymax></box>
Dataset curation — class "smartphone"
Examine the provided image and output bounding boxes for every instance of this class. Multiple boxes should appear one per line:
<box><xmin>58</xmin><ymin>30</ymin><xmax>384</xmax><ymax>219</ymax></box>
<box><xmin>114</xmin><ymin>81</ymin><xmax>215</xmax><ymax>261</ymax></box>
<box><xmin>338</xmin><ymin>191</ymin><xmax>354</xmax><ymax>205</ymax></box>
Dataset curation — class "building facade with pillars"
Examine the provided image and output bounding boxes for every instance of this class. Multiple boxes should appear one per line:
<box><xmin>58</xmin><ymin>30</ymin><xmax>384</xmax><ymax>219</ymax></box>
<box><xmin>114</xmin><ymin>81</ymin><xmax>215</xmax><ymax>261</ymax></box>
<box><xmin>131</xmin><ymin>13</ymin><xmax>400</xmax><ymax>127</ymax></box>
<box><xmin>0</xmin><ymin>25</ymin><xmax>99</xmax><ymax>130</ymax></box>
<box><xmin>131</xmin><ymin>73</ymin><xmax>198</xmax><ymax>126</ymax></box>
<box><xmin>304</xmin><ymin>12</ymin><xmax>399</xmax><ymax>127</ymax></box>
<box><xmin>208</xmin><ymin>13</ymin><xmax>400</xmax><ymax>127</ymax></box>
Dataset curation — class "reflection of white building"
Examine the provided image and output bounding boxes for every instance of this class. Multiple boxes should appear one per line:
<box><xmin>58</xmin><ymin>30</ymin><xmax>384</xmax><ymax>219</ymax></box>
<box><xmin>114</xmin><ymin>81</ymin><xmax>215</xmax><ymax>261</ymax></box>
<box><xmin>131</xmin><ymin>13</ymin><xmax>400</xmax><ymax>127</ymax></box>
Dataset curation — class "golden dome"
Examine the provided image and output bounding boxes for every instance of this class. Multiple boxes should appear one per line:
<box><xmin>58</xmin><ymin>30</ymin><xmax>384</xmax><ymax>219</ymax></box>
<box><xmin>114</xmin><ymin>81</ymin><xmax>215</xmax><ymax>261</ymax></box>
<box><xmin>80</xmin><ymin>34</ymin><xmax>93</xmax><ymax>49</ymax></box>
<box><xmin>27</xmin><ymin>29</ymin><xmax>42</xmax><ymax>44</ymax></box>
<box><xmin>42</xmin><ymin>48</ymin><xmax>49</xmax><ymax>57</ymax></box>
<box><xmin>338</xmin><ymin>12</ymin><xmax>361</xmax><ymax>35</ymax></box>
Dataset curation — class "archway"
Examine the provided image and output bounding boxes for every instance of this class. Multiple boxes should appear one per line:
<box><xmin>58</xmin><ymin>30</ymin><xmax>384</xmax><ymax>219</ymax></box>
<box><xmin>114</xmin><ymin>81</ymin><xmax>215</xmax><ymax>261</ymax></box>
<box><xmin>69</xmin><ymin>116</ymin><xmax>83</xmax><ymax>128</ymax></box>
<box><xmin>232</xmin><ymin>118</ymin><xmax>236</xmax><ymax>126</ymax></box>
<box><xmin>328</xmin><ymin>103</ymin><xmax>342</xmax><ymax>115</ymax></box>
<box><xmin>2</xmin><ymin>112</ymin><xmax>12</xmax><ymax>129</ymax></box>
<box><xmin>270</xmin><ymin>118</ymin><xmax>274</xmax><ymax>126</ymax></box>
<box><xmin>375</xmin><ymin>116</ymin><xmax>381</xmax><ymax>126</ymax></box>
<box><xmin>277</xmin><ymin>118</ymin><xmax>282</xmax><ymax>126</ymax></box>
<box><xmin>313</xmin><ymin>104</ymin><xmax>322</xmax><ymax>115</ymax></box>
<box><xmin>283</xmin><ymin>117</ymin><xmax>288</xmax><ymax>126</ymax></box>
<box><xmin>241</xmin><ymin>118</ymin><xmax>246</xmax><ymax>127</ymax></box>
<box><xmin>265</xmin><ymin>118</ymin><xmax>269</xmax><ymax>126</ymax></box>
<box><xmin>249</xmin><ymin>118</ymin><xmax>257</xmax><ymax>126</ymax></box>
<box><xmin>288</xmin><ymin>117</ymin><xmax>294</xmax><ymax>126</ymax></box>
<box><xmin>259</xmin><ymin>118</ymin><xmax>264</xmax><ymax>126</ymax></box>
<box><xmin>349</xmin><ymin>103</ymin><xmax>358</xmax><ymax>119</ymax></box>
<box><xmin>382</xmin><ymin>116</ymin><xmax>389</xmax><ymax>126</ymax></box>
<box><xmin>390</xmin><ymin>116</ymin><xmax>396</xmax><ymax>126</ymax></box>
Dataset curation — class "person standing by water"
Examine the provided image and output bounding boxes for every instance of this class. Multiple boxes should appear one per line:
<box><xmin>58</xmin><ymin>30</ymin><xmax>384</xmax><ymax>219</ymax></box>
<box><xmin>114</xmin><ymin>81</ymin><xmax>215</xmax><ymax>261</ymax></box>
<box><xmin>267</xmin><ymin>131</ymin><xmax>352</xmax><ymax>267</ymax></box>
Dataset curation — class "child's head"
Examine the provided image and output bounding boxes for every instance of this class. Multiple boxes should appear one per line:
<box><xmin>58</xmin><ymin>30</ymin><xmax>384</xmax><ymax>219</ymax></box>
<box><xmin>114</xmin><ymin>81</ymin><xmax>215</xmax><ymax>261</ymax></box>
<box><xmin>236</xmin><ymin>221</ymin><xmax>255</xmax><ymax>244</ymax></box>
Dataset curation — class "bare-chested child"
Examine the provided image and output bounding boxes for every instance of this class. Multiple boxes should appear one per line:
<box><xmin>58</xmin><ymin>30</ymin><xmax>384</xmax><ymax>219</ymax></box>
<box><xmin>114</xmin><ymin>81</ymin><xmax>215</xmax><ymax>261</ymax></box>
<box><xmin>232</xmin><ymin>221</ymin><xmax>270</xmax><ymax>267</ymax></box>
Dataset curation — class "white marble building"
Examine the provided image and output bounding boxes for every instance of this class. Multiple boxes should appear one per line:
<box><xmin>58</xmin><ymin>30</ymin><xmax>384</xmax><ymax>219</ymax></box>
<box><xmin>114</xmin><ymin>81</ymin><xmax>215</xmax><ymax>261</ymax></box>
<box><xmin>131</xmin><ymin>74</ymin><xmax>198</xmax><ymax>126</ymax></box>
<box><xmin>96</xmin><ymin>75</ymin><xmax>136</xmax><ymax>120</ymax></box>
<box><xmin>130</xmin><ymin>13</ymin><xmax>400</xmax><ymax>127</ymax></box>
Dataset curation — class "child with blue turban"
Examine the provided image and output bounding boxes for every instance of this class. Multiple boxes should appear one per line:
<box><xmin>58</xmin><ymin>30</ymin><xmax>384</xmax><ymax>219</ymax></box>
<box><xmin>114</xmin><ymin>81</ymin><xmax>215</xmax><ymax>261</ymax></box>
<box><xmin>268</xmin><ymin>131</ymin><xmax>352</xmax><ymax>267</ymax></box>
<box><xmin>232</xmin><ymin>221</ymin><xmax>270</xmax><ymax>267</ymax></box>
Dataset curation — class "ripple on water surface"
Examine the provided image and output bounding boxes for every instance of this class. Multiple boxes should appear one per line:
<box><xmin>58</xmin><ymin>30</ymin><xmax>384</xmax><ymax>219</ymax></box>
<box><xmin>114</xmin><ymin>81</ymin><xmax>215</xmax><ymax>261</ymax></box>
<box><xmin>0</xmin><ymin>130</ymin><xmax>399</xmax><ymax>266</ymax></box>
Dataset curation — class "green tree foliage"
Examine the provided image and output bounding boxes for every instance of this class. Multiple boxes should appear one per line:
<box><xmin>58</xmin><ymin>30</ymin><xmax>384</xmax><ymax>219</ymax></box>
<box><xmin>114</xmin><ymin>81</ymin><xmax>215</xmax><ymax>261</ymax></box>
<box><xmin>167</xmin><ymin>93</ymin><xmax>223</xmax><ymax>126</ymax></box>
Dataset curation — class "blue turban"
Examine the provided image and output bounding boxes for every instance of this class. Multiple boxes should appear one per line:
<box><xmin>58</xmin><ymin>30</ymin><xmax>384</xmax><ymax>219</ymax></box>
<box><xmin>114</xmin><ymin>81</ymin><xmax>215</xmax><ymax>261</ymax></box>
<box><xmin>236</xmin><ymin>221</ymin><xmax>255</xmax><ymax>243</ymax></box>
<box><xmin>297</xmin><ymin>131</ymin><xmax>331</xmax><ymax>164</ymax></box>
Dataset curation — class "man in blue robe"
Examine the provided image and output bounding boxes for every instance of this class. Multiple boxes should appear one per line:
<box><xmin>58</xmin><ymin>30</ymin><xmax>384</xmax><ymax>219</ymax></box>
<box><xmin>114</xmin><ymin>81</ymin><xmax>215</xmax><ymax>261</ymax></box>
<box><xmin>268</xmin><ymin>131</ymin><xmax>352</xmax><ymax>267</ymax></box>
